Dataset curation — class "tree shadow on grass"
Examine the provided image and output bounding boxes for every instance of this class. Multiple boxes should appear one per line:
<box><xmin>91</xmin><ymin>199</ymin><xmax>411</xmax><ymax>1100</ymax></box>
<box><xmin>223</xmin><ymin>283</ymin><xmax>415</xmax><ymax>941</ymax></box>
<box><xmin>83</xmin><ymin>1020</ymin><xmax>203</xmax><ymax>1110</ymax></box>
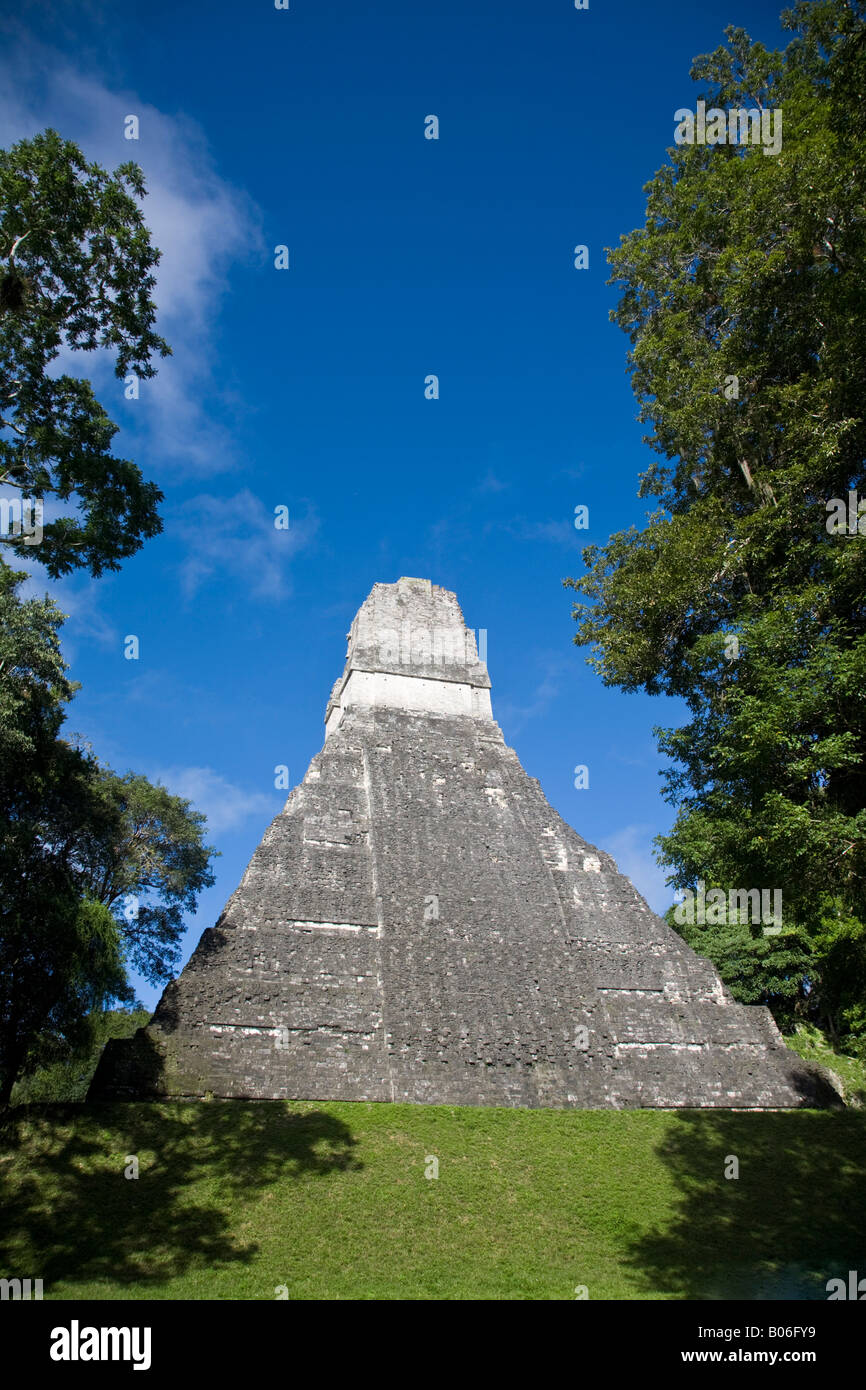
<box><xmin>0</xmin><ymin>1101</ymin><xmax>361</xmax><ymax>1291</ymax></box>
<box><xmin>625</xmin><ymin>1110</ymin><xmax>866</xmax><ymax>1300</ymax></box>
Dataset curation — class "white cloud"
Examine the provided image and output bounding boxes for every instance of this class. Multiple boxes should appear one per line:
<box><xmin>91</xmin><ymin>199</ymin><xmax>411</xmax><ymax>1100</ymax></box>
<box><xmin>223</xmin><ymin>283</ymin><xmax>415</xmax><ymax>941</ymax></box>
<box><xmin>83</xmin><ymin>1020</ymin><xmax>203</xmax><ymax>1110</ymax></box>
<box><xmin>485</xmin><ymin>517</ymin><xmax>579</xmax><ymax>546</ymax></box>
<box><xmin>11</xmin><ymin>558</ymin><xmax>118</xmax><ymax>663</ymax></box>
<box><xmin>172</xmin><ymin>490</ymin><xmax>318</xmax><ymax>600</ymax></box>
<box><xmin>601</xmin><ymin>823</ymin><xmax>673</xmax><ymax>916</ymax></box>
<box><xmin>0</xmin><ymin>45</ymin><xmax>271</xmax><ymax>630</ymax></box>
<box><xmin>514</xmin><ymin>519</ymin><xmax>577</xmax><ymax>544</ymax></box>
<box><xmin>148</xmin><ymin>765</ymin><xmax>279</xmax><ymax>837</ymax></box>
<box><xmin>0</xmin><ymin>37</ymin><xmax>263</xmax><ymax>477</ymax></box>
<box><xmin>474</xmin><ymin>471</ymin><xmax>509</xmax><ymax>494</ymax></box>
<box><xmin>494</xmin><ymin>655</ymin><xmax>568</xmax><ymax>734</ymax></box>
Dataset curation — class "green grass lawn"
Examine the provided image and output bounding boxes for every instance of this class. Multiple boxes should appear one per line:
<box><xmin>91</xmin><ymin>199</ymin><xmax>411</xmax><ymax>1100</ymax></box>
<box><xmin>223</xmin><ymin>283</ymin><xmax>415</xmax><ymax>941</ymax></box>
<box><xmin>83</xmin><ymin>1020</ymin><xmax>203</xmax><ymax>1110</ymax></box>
<box><xmin>1</xmin><ymin>1101</ymin><xmax>863</xmax><ymax>1300</ymax></box>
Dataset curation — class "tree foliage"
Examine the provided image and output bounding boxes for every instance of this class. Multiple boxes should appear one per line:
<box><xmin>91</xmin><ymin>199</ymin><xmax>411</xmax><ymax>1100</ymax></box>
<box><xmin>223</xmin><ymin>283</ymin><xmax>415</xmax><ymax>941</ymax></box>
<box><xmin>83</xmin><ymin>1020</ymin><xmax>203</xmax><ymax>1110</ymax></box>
<box><xmin>0</xmin><ymin>129</ymin><xmax>170</xmax><ymax>576</ymax></box>
<box><xmin>0</xmin><ymin>559</ymin><xmax>72</xmax><ymax>758</ymax></box>
<box><xmin>566</xmin><ymin>0</ymin><xmax>866</xmax><ymax>1048</ymax></box>
<box><xmin>664</xmin><ymin>906</ymin><xmax>815</xmax><ymax>1030</ymax></box>
<box><xmin>0</xmin><ymin>570</ymin><xmax>215</xmax><ymax>1103</ymax></box>
<box><xmin>10</xmin><ymin>1005</ymin><xmax>151</xmax><ymax>1104</ymax></box>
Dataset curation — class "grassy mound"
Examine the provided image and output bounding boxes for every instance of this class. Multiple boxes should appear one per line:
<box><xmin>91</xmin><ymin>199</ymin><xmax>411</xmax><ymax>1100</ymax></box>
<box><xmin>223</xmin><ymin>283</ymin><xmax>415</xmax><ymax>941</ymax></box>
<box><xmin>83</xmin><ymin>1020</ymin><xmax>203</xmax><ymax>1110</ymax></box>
<box><xmin>784</xmin><ymin>1024</ymin><xmax>866</xmax><ymax>1107</ymax></box>
<box><xmin>1</xmin><ymin>1102</ymin><xmax>863</xmax><ymax>1300</ymax></box>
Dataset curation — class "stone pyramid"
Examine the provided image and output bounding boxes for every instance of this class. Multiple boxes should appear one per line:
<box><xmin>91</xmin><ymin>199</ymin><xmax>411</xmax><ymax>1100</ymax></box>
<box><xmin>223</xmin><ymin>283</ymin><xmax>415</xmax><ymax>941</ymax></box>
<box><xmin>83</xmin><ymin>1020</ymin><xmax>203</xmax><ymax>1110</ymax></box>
<box><xmin>91</xmin><ymin>578</ymin><xmax>832</xmax><ymax>1108</ymax></box>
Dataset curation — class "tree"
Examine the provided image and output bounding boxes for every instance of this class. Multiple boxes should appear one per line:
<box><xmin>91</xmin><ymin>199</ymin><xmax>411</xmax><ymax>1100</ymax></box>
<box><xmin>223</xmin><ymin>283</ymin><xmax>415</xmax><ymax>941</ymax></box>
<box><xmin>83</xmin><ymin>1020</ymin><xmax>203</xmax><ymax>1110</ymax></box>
<box><xmin>0</xmin><ymin>881</ymin><xmax>130</xmax><ymax>1108</ymax></box>
<box><xmin>663</xmin><ymin>904</ymin><xmax>815</xmax><ymax>1031</ymax></box>
<box><xmin>0</xmin><ymin>556</ymin><xmax>72</xmax><ymax>759</ymax></box>
<box><xmin>0</xmin><ymin>128</ymin><xmax>170</xmax><ymax>577</ymax></box>
<box><xmin>0</xmin><ymin>570</ymin><xmax>216</xmax><ymax>1104</ymax></box>
<box><xmin>565</xmin><ymin>0</ymin><xmax>866</xmax><ymax>1049</ymax></box>
<box><xmin>11</xmin><ymin>1004</ymin><xmax>151</xmax><ymax>1104</ymax></box>
<box><xmin>69</xmin><ymin>765</ymin><xmax>218</xmax><ymax>986</ymax></box>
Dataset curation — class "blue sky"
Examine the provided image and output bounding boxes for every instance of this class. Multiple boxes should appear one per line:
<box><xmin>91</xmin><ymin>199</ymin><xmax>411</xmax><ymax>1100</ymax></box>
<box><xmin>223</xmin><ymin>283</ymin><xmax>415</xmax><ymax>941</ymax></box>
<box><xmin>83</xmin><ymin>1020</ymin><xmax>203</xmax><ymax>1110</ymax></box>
<box><xmin>2</xmin><ymin>0</ymin><xmax>790</xmax><ymax>1008</ymax></box>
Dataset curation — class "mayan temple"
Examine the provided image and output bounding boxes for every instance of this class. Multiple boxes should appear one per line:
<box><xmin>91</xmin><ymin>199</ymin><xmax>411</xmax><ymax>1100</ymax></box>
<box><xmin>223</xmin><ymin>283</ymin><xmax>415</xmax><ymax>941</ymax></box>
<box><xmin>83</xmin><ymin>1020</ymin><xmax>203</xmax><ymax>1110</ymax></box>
<box><xmin>90</xmin><ymin>578</ymin><xmax>832</xmax><ymax>1108</ymax></box>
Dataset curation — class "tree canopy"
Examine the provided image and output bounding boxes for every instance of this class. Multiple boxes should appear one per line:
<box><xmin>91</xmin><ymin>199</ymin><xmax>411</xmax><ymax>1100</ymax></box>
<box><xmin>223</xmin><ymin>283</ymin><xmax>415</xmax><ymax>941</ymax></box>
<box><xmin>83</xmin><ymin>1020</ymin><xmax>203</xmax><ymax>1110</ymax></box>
<box><xmin>566</xmin><ymin>0</ymin><xmax>866</xmax><ymax>1051</ymax></box>
<box><xmin>0</xmin><ymin>567</ymin><xmax>216</xmax><ymax>1104</ymax></box>
<box><xmin>0</xmin><ymin>129</ymin><xmax>169</xmax><ymax>576</ymax></box>
<box><xmin>0</xmin><ymin>131</ymin><xmax>217</xmax><ymax>1104</ymax></box>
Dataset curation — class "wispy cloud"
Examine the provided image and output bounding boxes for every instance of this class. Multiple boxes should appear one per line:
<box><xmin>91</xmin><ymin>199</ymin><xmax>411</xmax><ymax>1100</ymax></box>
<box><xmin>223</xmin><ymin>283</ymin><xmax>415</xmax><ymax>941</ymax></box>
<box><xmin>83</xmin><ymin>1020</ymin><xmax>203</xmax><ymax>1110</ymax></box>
<box><xmin>601</xmin><ymin>823</ymin><xmax>672</xmax><ymax>916</ymax></box>
<box><xmin>494</xmin><ymin>655</ymin><xmax>569</xmax><ymax>734</ymax></box>
<box><xmin>148</xmin><ymin>764</ymin><xmax>280</xmax><ymax>837</ymax></box>
<box><xmin>0</xmin><ymin>37</ymin><xmax>263</xmax><ymax>478</ymax></box>
<box><xmin>172</xmin><ymin>490</ymin><xmax>318</xmax><ymax>600</ymax></box>
<box><xmin>485</xmin><ymin>516</ymin><xmax>579</xmax><ymax>545</ymax></box>
<box><xmin>515</xmin><ymin>519</ymin><xmax>576</xmax><ymax>544</ymax></box>
<box><xmin>15</xmin><ymin>564</ymin><xmax>119</xmax><ymax>663</ymax></box>
<box><xmin>474</xmin><ymin>470</ymin><xmax>510</xmax><ymax>494</ymax></box>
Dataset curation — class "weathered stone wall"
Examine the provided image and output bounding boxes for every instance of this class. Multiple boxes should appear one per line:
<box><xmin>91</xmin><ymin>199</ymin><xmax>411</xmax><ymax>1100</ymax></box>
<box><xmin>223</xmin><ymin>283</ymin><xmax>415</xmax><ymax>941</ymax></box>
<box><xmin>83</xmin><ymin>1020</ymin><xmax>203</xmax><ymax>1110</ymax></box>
<box><xmin>90</xmin><ymin>581</ymin><xmax>836</xmax><ymax>1109</ymax></box>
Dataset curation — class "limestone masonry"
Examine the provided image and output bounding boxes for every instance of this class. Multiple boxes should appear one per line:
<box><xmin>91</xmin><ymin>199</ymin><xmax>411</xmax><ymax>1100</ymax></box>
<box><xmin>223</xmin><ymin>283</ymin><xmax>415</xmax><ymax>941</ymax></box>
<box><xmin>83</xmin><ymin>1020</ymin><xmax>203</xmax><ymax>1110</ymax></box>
<box><xmin>90</xmin><ymin>578</ymin><xmax>835</xmax><ymax>1108</ymax></box>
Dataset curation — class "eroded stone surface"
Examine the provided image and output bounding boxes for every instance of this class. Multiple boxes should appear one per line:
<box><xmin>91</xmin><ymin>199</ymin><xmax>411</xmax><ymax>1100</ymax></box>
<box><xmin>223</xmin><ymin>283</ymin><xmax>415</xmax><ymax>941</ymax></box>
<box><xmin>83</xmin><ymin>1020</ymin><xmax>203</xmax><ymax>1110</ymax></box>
<box><xmin>90</xmin><ymin>579</ymin><xmax>836</xmax><ymax>1108</ymax></box>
